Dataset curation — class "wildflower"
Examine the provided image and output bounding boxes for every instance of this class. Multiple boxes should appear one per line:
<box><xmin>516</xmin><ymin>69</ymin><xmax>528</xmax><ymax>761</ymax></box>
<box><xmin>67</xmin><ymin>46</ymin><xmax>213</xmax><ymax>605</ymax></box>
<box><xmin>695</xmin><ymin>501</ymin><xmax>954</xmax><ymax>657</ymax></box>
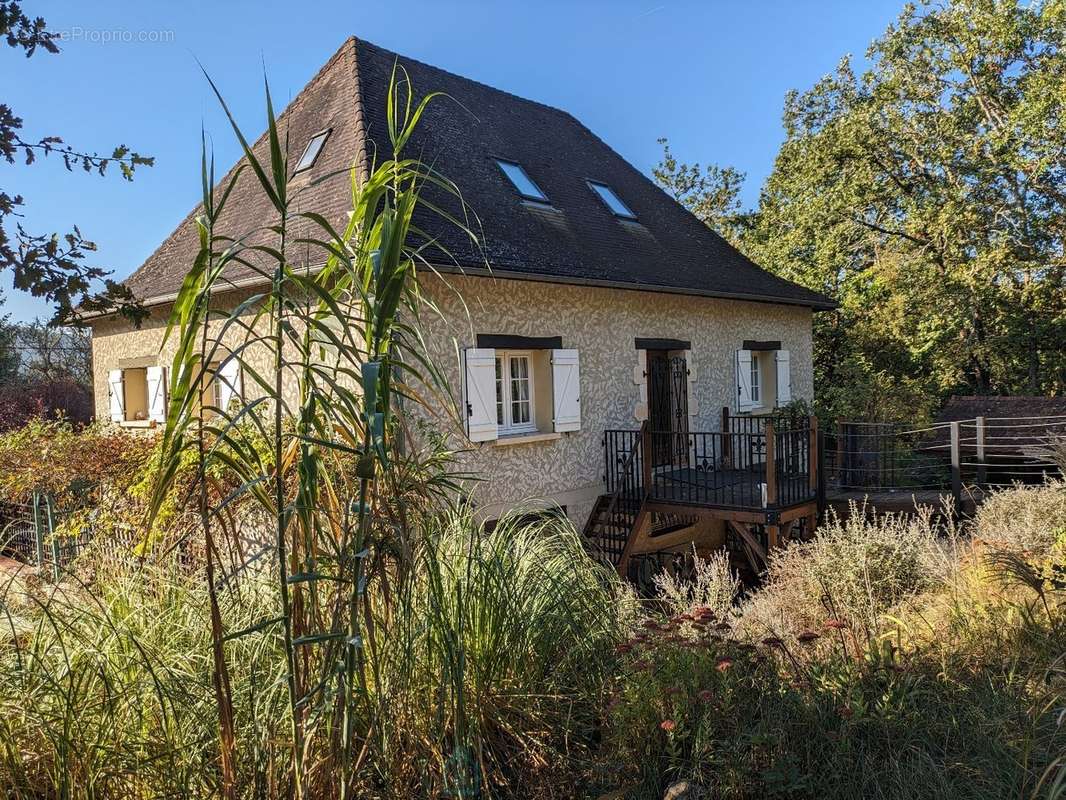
<box><xmin>797</xmin><ymin>630</ymin><xmax>821</xmax><ymax>644</ymax></box>
<box><xmin>716</xmin><ymin>657</ymin><xmax>734</xmax><ymax>672</ymax></box>
<box><xmin>825</xmin><ymin>619</ymin><xmax>848</xmax><ymax>630</ymax></box>
<box><xmin>615</xmin><ymin>643</ymin><xmax>633</xmax><ymax>655</ymax></box>
<box><xmin>761</xmin><ymin>636</ymin><xmax>784</xmax><ymax>648</ymax></box>
<box><xmin>660</xmin><ymin>719</ymin><xmax>676</xmax><ymax>732</ymax></box>
<box><xmin>698</xmin><ymin>689</ymin><xmax>714</xmax><ymax>702</ymax></box>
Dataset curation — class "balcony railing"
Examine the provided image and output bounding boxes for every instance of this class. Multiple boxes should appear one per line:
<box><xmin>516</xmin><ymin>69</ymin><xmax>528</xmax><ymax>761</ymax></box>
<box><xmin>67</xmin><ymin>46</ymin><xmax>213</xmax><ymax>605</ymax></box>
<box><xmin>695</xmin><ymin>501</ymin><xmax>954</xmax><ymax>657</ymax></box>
<box><xmin>604</xmin><ymin>419</ymin><xmax>818</xmax><ymax>512</ymax></box>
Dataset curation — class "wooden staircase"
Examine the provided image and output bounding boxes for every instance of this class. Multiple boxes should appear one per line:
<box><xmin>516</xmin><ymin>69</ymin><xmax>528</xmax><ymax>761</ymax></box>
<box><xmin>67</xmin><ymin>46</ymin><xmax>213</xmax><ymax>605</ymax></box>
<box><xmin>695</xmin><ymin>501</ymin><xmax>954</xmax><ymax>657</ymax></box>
<box><xmin>583</xmin><ymin>492</ymin><xmax>643</xmax><ymax>567</ymax></box>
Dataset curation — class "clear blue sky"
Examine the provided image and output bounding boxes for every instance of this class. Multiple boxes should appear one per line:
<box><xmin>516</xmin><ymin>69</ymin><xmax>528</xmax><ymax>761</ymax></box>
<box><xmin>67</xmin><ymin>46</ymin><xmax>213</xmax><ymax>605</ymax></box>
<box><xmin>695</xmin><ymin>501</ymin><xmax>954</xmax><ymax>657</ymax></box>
<box><xmin>3</xmin><ymin>0</ymin><xmax>902</xmax><ymax>321</ymax></box>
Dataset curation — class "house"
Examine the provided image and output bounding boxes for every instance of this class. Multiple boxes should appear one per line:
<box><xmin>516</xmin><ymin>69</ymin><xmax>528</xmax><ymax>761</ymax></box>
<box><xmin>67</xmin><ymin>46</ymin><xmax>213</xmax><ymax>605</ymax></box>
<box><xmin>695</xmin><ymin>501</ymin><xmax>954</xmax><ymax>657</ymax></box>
<box><xmin>87</xmin><ymin>38</ymin><xmax>834</xmax><ymax>573</ymax></box>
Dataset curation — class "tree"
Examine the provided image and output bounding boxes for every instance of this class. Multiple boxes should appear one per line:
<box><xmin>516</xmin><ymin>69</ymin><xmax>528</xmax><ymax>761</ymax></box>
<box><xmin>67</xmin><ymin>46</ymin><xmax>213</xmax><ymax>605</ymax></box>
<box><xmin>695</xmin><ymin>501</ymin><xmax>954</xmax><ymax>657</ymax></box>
<box><xmin>660</xmin><ymin>0</ymin><xmax>1066</xmax><ymax>420</ymax></box>
<box><xmin>743</xmin><ymin>0</ymin><xmax>1066</xmax><ymax>416</ymax></box>
<box><xmin>14</xmin><ymin>319</ymin><xmax>91</xmax><ymax>385</ymax></box>
<box><xmin>653</xmin><ymin>137</ymin><xmax>748</xmax><ymax>246</ymax></box>
<box><xmin>1</xmin><ymin>1</ymin><xmax>151</xmax><ymax>323</ymax></box>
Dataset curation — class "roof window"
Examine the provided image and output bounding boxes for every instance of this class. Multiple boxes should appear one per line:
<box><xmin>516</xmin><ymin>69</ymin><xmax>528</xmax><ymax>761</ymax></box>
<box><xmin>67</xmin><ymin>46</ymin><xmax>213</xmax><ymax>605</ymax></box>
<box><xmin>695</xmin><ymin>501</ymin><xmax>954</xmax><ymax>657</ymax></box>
<box><xmin>496</xmin><ymin>159</ymin><xmax>548</xmax><ymax>202</ymax></box>
<box><xmin>587</xmin><ymin>180</ymin><xmax>636</xmax><ymax>218</ymax></box>
<box><xmin>293</xmin><ymin>129</ymin><xmax>331</xmax><ymax>174</ymax></box>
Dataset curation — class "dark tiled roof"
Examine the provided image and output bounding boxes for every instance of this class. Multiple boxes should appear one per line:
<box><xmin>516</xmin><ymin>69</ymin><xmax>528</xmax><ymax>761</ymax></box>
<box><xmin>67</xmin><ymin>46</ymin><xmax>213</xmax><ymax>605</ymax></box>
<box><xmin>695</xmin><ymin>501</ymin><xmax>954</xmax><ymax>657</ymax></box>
<box><xmin>124</xmin><ymin>38</ymin><xmax>835</xmax><ymax>310</ymax></box>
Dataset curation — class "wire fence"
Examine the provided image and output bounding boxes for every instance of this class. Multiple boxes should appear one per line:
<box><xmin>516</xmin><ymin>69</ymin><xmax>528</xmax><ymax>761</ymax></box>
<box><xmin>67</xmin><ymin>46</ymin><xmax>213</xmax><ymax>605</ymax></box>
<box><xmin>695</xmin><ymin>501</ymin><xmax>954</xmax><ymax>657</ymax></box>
<box><xmin>824</xmin><ymin>414</ymin><xmax>1065</xmax><ymax>497</ymax></box>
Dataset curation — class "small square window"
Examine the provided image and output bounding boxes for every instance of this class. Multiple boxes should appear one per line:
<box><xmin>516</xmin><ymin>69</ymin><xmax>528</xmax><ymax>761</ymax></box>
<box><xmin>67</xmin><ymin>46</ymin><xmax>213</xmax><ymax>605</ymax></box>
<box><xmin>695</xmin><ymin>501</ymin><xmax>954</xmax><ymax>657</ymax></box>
<box><xmin>587</xmin><ymin>180</ymin><xmax>636</xmax><ymax>218</ymax></box>
<box><xmin>293</xmin><ymin>129</ymin><xmax>331</xmax><ymax>174</ymax></box>
<box><xmin>495</xmin><ymin>159</ymin><xmax>549</xmax><ymax>202</ymax></box>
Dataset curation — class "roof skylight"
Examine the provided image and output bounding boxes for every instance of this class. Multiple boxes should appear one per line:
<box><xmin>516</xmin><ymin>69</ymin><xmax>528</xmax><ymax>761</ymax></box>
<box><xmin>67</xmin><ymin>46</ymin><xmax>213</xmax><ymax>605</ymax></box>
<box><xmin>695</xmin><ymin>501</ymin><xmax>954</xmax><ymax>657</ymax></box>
<box><xmin>293</xmin><ymin>129</ymin><xmax>331</xmax><ymax>174</ymax></box>
<box><xmin>495</xmin><ymin>159</ymin><xmax>548</xmax><ymax>202</ymax></box>
<box><xmin>587</xmin><ymin>180</ymin><xmax>636</xmax><ymax>218</ymax></box>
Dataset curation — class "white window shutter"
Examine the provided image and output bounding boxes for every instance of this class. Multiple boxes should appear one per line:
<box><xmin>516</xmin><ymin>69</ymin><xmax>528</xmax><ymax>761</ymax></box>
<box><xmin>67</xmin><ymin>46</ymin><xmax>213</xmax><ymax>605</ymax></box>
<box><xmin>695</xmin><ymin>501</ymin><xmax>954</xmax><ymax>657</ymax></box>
<box><xmin>551</xmin><ymin>349</ymin><xmax>581</xmax><ymax>433</ymax></box>
<box><xmin>775</xmin><ymin>350</ymin><xmax>792</xmax><ymax>405</ymax></box>
<box><xmin>146</xmin><ymin>366</ymin><xmax>167</xmax><ymax>423</ymax></box>
<box><xmin>108</xmin><ymin>369</ymin><xmax>125</xmax><ymax>422</ymax></box>
<box><xmin>736</xmin><ymin>350</ymin><xmax>754</xmax><ymax>411</ymax></box>
<box><xmin>217</xmin><ymin>357</ymin><xmax>242</xmax><ymax>412</ymax></box>
<box><xmin>463</xmin><ymin>348</ymin><xmax>498</xmax><ymax>442</ymax></box>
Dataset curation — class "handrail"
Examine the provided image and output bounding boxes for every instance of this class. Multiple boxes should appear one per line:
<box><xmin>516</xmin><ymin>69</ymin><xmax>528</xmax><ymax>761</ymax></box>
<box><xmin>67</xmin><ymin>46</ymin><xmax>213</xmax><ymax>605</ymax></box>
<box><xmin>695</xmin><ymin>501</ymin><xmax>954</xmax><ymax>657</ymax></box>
<box><xmin>601</xmin><ymin>420</ymin><xmax>647</xmax><ymax>527</ymax></box>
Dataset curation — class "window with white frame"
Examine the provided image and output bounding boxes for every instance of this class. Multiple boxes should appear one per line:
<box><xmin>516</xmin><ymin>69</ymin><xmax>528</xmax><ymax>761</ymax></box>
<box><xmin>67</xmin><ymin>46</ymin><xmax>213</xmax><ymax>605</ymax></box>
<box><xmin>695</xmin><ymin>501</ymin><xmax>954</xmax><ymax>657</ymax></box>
<box><xmin>750</xmin><ymin>353</ymin><xmax>761</xmax><ymax>405</ymax></box>
<box><xmin>495</xmin><ymin>351</ymin><xmax>536</xmax><ymax>434</ymax></box>
<box><xmin>463</xmin><ymin>345</ymin><xmax>580</xmax><ymax>442</ymax></box>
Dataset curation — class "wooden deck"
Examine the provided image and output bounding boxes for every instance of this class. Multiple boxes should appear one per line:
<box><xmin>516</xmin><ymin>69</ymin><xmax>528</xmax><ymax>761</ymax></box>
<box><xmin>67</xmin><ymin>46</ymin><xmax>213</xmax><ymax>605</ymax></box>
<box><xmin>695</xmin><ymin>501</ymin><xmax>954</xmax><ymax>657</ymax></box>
<box><xmin>825</xmin><ymin>487</ymin><xmax>983</xmax><ymax>517</ymax></box>
<box><xmin>651</xmin><ymin>466</ymin><xmax>812</xmax><ymax>510</ymax></box>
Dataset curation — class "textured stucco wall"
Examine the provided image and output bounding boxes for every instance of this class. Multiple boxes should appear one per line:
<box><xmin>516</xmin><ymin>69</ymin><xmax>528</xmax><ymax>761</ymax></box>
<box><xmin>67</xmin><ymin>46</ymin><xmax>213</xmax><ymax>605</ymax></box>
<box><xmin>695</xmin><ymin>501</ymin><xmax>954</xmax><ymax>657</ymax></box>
<box><xmin>90</xmin><ymin>275</ymin><xmax>813</xmax><ymax>527</ymax></box>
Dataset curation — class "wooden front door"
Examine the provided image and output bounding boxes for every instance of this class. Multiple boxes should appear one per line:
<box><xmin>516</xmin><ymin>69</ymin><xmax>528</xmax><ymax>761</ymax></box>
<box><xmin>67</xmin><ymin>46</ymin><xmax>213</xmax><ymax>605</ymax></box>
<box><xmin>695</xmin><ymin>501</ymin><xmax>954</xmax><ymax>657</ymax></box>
<box><xmin>647</xmin><ymin>351</ymin><xmax>689</xmax><ymax>468</ymax></box>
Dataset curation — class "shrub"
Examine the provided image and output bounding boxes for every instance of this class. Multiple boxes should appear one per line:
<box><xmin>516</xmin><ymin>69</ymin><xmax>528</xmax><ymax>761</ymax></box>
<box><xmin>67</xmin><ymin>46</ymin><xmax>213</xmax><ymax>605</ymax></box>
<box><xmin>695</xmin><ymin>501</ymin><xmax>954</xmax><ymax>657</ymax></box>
<box><xmin>974</xmin><ymin>480</ymin><xmax>1066</xmax><ymax>557</ymax></box>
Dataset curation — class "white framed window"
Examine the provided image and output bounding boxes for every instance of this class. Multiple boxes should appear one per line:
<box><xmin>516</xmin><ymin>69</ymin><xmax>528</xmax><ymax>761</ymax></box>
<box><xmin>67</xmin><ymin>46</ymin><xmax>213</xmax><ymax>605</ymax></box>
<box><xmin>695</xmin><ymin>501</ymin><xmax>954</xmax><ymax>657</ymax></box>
<box><xmin>750</xmin><ymin>354</ymin><xmax>761</xmax><ymax>405</ymax></box>
<box><xmin>494</xmin><ymin>350</ymin><xmax>536</xmax><ymax>435</ymax></box>
<box><xmin>108</xmin><ymin>365</ymin><xmax>166</xmax><ymax>424</ymax></box>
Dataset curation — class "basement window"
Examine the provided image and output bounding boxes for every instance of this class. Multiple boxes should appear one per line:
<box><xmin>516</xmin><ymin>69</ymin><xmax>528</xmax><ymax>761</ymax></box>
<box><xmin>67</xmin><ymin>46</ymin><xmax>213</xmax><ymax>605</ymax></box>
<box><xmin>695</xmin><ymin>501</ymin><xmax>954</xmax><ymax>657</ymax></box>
<box><xmin>587</xmin><ymin>180</ymin><xmax>636</xmax><ymax>218</ymax></box>
<box><xmin>495</xmin><ymin>159</ymin><xmax>548</xmax><ymax>202</ymax></box>
<box><xmin>293</xmin><ymin>128</ymin><xmax>331</xmax><ymax>174</ymax></box>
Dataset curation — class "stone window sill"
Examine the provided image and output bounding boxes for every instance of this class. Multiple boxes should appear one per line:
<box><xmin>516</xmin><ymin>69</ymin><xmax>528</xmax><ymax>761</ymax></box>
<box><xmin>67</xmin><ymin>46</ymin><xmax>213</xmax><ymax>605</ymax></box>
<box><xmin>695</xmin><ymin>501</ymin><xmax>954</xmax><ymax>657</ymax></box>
<box><xmin>492</xmin><ymin>431</ymin><xmax>562</xmax><ymax>447</ymax></box>
<box><xmin>119</xmin><ymin>420</ymin><xmax>157</xmax><ymax>429</ymax></box>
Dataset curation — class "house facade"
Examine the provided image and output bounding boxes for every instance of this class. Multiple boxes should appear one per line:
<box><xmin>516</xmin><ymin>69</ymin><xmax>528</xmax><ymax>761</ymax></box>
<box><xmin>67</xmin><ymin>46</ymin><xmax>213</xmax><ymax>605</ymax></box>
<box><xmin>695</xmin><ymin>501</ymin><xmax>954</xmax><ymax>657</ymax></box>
<box><xmin>87</xmin><ymin>37</ymin><xmax>832</xmax><ymax>549</ymax></box>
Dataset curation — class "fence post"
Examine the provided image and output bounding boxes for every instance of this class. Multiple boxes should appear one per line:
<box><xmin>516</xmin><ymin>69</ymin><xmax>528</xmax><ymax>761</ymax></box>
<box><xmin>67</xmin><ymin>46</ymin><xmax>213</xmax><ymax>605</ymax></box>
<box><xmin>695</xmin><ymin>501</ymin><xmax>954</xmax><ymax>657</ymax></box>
<box><xmin>45</xmin><ymin>495</ymin><xmax>60</xmax><ymax>582</ymax></box>
<box><xmin>765</xmin><ymin>421</ymin><xmax>777</xmax><ymax>508</ymax></box>
<box><xmin>949</xmin><ymin>421</ymin><xmax>962</xmax><ymax>510</ymax></box>
<box><xmin>975</xmin><ymin>416</ymin><xmax>986</xmax><ymax>487</ymax></box>
<box><xmin>835</xmin><ymin>419</ymin><xmax>845</xmax><ymax>488</ymax></box>
<box><xmin>31</xmin><ymin>490</ymin><xmax>44</xmax><ymax>570</ymax></box>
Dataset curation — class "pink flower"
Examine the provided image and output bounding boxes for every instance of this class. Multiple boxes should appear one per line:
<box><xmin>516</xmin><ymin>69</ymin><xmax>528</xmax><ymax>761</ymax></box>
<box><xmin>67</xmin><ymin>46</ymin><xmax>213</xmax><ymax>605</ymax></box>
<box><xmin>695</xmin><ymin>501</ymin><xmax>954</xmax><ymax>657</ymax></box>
<box><xmin>825</xmin><ymin>619</ymin><xmax>848</xmax><ymax>630</ymax></box>
<box><xmin>660</xmin><ymin>719</ymin><xmax>676</xmax><ymax>732</ymax></box>
<box><xmin>716</xmin><ymin>657</ymin><xmax>734</xmax><ymax>672</ymax></box>
<box><xmin>698</xmin><ymin>689</ymin><xmax>714</xmax><ymax>702</ymax></box>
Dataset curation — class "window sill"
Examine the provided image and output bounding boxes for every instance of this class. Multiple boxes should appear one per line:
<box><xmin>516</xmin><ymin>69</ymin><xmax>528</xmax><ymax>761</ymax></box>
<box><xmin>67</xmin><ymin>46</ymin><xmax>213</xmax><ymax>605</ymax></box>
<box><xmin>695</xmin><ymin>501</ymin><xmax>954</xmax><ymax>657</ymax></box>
<box><xmin>118</xmin><ymin>420</ymin><xmax>157</xmax><ymax>429</ymax></box>
<box><xmin>492</xmin><ymin>431</ymin><xmax>562</xmax><ymax>447</ymax></box>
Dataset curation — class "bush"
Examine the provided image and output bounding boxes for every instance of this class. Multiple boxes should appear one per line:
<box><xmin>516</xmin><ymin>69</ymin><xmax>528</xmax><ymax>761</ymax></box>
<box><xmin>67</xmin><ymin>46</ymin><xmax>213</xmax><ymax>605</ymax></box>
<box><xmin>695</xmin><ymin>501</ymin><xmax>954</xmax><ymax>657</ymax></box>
<box><xmin>975</xmin><ymin>480</ymin><xmax>1066</xmax><ymax>556</ymax></box>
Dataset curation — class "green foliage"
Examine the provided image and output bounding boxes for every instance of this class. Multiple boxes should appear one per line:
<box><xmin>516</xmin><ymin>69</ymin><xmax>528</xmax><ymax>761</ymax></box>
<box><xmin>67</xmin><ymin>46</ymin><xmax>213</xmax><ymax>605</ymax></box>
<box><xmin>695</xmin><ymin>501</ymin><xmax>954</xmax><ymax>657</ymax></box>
<box><xmin>659</xmin><ymin>0</ymin><xmax>1066</xmax><ymax>420</ymax></box>
<box><xmin>0</xmin><ymin>504</ymin><xmax>624</xmax><ymax>799</ymax></box>
<box><xmin>1</xmin><ymin>1</ymin><xmax>151</xmax><ymax>322</ymax></box>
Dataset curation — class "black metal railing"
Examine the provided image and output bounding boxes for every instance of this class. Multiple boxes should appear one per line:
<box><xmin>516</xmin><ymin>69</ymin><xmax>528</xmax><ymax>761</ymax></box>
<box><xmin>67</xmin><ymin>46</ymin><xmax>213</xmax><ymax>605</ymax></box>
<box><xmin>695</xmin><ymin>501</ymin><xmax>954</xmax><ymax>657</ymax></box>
<box><xmin>604</xmin><ymin>425</ymin><xmax>816</xmax><ymax>511</ymax></box>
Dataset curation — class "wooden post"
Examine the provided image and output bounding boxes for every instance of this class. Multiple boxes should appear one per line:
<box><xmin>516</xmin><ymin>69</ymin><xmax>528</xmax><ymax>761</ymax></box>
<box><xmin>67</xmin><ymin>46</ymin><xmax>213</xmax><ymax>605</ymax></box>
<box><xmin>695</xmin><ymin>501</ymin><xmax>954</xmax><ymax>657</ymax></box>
<box><xmin>767</xmin><ymin>523</ymin><xmax>781</xmax><ymax>551</ymax></box>
<box><xmin>808</xmin><ymin>416</ymin><xmax>819</xmax><ymax>494</ymax></box>
<box><xmin>949</xmin><ymin>420</ymin><xmax>962</xmax><ymax>509</ymax></box>
<box><xmin>765</xmin><ymin>421</ymin><xmax>777</xmax><ymax>507</ymax></box>
<box><xmin>721</xmin><ymin>406</ymin><xmax>732</xmax><ymax>467</ymax></box>
<box><xmin>975</xmin><ymin>416</ymin><xmax>986</xmax><ymax>486</ymax></box>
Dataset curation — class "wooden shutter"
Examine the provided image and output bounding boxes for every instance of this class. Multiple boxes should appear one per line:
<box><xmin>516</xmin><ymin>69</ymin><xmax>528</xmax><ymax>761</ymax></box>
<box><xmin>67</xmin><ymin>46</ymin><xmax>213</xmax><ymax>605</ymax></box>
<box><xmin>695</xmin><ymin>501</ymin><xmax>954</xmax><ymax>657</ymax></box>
<box><xmin>735</xmin><ymin>350</ymin><xmax>754</xmax><ymax>411</ymax></box>
<box><xmin>551</xmin><ymin>349</ymin><xmax>581</xmax><ymax>433</ymax></box>
<box><xmin>775</xmin><ymin>350</ymin><xmax>792</xmax><ymax>405</ymax></box>
<box><xmin>108</xmin><ymin>369</ymin><xmax>125</xmax><ymax>422</ymax></box>
<box><xmin>463</xmin><ymin>348</ymin><xmax>498</xmax><ymax>442</ymax></box>
<box><xmin>217</xmin><ymin>357</ymin><xmax>242</xmax><ymax>412</ymax></box>
<box><xmin>146</xmin><ymin>366</ymin><xmax>167</xmax><ymax>423</ymax></box>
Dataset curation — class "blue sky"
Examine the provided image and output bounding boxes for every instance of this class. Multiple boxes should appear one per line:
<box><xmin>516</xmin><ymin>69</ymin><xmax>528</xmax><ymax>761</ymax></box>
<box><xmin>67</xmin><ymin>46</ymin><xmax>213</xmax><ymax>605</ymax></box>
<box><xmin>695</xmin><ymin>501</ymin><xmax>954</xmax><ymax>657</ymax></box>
<box><xmin>3</xmin><ymin>0</ymin><xmax>902</xmax><ymax>321</ymax></box>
